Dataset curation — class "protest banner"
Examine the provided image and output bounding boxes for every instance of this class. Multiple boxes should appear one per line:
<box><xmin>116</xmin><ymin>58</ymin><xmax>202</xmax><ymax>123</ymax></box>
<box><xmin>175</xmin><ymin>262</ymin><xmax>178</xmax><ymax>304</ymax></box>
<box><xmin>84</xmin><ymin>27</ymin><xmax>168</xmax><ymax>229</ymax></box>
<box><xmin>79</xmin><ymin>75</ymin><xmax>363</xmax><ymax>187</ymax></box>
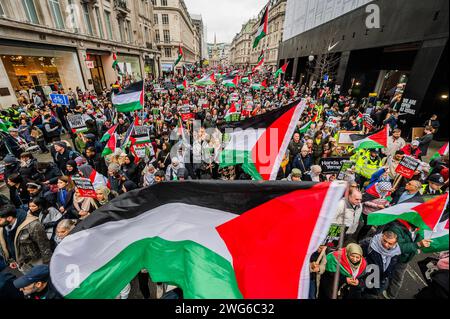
<box><xmin>395</xmin><ymin>155</ymin><xmax>420</xmax><ymax>179</ymax></box>
<box><xmin>337</xmin><ymin>160</ymin><xmax>356</xmax><ymax>180</ymax></box>
<box><xmin>132</xmin><ymin>126</ymin><xmax>151</xmax><ymax>145</ymax></box>
<box><xmin>67</xmin><ymin>114</ymin><xmax>88</xmax><ymax>133</ymax></box>
<box><xmin>337</xmin><ymin>130</ymin><xmax>357</xmax><ymax>145</ymax></box>
<box><xmin>72</xmin><ymin>177</ymin><xmax>97</xmax><ymax>198</ymax></box>
<box><xmin>179</xmin><ymin>104</ymin><xmax>194</xmax><ymax>121</ymax></box>
<box><xmin>363</xmin><ymin>114</ymin><xmax>374</xmax><ymax>130</ymax></box>
<box><xmin>320</xmin><ymin>157</ymin><xmax>350</xmax><ymax>174</ymax></box>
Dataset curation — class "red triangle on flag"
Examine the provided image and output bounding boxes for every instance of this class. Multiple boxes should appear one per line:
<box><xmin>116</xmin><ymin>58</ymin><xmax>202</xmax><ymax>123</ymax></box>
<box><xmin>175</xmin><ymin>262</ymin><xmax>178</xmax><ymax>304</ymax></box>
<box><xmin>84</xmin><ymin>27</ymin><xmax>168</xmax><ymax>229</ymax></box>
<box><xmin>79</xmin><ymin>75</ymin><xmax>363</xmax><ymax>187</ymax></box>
<box><xmin>412</xmin><ymin>194</ymin><xmax>448</xmax><ymax>230</ymax></box>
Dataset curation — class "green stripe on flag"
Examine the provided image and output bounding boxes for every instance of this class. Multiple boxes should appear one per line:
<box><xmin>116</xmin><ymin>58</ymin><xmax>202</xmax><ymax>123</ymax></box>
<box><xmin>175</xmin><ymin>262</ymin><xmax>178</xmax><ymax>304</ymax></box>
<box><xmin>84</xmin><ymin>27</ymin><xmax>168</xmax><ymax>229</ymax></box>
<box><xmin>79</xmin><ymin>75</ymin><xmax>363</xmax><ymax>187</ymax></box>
<box><xmin>219</xmin><ymin>150</ymin><xmax>263</xmax><ymax>181</ymax></box>
<box><xmin>115</xmin><ymin>100</ymin><xmax>143</xmax><ymax>113</ymax></box>
<box><xmin>66</xmin><ymin>237</ymin><xmax>242</xmax><ymax>299</ymax></box>
<box><xmin>368</xmin><ymin>211</ymin><xmax>432</xmax><ymax>231</ymax></box>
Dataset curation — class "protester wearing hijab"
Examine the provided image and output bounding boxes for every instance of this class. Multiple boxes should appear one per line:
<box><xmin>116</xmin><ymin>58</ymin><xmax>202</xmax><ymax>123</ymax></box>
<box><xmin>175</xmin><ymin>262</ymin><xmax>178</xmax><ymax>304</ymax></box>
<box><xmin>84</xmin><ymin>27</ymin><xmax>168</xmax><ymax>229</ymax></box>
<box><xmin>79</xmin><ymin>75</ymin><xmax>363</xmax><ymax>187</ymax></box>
<box><xmin>72</xmin><ymin>187</ymin><xmax>100</xmax><ymax>220</ymax></box>
<box><xmin>122</xmin><ymin>180</ymin><xmax>138</xmax><ymax>193</ymax></box>
<box><xmin>319</xmin><ymin>243</ymin><xmax>367</xmax><ymax>299</ymax></box>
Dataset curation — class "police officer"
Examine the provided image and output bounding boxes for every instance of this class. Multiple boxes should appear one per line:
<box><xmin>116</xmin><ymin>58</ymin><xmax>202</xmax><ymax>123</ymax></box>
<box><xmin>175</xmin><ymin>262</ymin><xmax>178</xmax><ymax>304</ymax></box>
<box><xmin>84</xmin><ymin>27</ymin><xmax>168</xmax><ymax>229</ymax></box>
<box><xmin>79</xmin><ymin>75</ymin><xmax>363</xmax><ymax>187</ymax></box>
<box><xmin>421</xmin><ymin>173</ymin><xmax>445</xmax><ymax>195</ymax></box>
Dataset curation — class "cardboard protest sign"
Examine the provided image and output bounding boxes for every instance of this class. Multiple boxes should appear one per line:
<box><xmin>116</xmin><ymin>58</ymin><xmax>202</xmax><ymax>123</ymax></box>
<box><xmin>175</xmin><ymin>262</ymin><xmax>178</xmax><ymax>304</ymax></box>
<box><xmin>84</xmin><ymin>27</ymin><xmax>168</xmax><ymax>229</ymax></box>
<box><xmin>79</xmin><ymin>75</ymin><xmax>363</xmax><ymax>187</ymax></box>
<box><xmin>72</xmin><ymin>177</ymin><xmax>97</xmax><ymax>198</ymax></box>
<box><xmin>132</xmin><ymin>126</ymin><xmax>151</xmax><ymax>145</ymax></box>
<box><xmin>67</xmin><ymin>114</ymin><xmax>88</xmax><ymax>133</ymax></box>
<box><xmin>337</xmin><ymin>131</ymin><xmax>357</xmax><ymax>145</ymax></box>
<box><xmin>337</xmin><ymin>160</ymin><xmax>356</xmax><ymax>180</ymax></box>
<box><xmin>363</xmin><ymin>114</ymin><xmax>374</xmax><ymax>130</ymax></box>
<box><xmin>395</xmin><ymin>155</ymin><xmax>420</xmax><ymax>179</ymax></box>
<box><xmin>320</xmin><ymin>157</ymin><xmax>350</xmax><ymax>174</ymax></box>
<box><xmin>179</xmin><ymin>104</ymin><xmax>194</xmax><ymax>121</ymax></box>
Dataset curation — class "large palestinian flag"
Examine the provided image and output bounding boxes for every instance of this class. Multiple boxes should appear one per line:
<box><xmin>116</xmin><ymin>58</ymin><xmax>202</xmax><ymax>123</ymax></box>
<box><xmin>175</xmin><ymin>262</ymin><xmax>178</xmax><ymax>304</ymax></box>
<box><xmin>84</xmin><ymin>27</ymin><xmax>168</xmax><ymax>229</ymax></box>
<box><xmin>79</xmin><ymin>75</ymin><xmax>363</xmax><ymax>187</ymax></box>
<box><xmin>100</xmin><ymin>125</ymin><xmax>117</xmax><ymax>143</ymax></box>
<box><xmin>101</xmin><ymin>133</ymin><xmax>119</xmax><ymax>156</ymax></box>
<box><xmin>422</xmin><ymin>202</ymin><xmax>449</xmax><ymax>253</ymax></box>
<box><xmin>50</xmin><ymin>181</ymin><xmax>346</xmax><ymax>299</ymax></box>
<box><xmin>251</xmin><ymin>79</ymin><xmax>268</xmax><ymax>90</ymax></box>
<box><xmin>253</xmin><ymin>4</ymin><xmax>269</xmax><ymax>48</ymax></box>
<box><xmin>176</xmin><ymin>80</ymin><xmax>188</xmax><ymax>90</ymax></box>
<box><xmin>367</xmin><ymin>193</ymin><xmax>448</xmax><ymax>231</ymax></box>
<box><xmin>350</xmin><ymin>125</ymin><xmax>389</xmax><ymax>149</ymax></box>
<box><xmin>112</xmin><ymin>80</ymin><xmax>144</xmax><ymax>113</ymax></box>
<box><xmin>274</xmin><ymin>62</ymin><xmax>289</xmax><ymax>78</ymax></box>
<box><xmin>219</xmin><ymin>99</ymin><xmax>307</xmax><ymax>181</ymax></box>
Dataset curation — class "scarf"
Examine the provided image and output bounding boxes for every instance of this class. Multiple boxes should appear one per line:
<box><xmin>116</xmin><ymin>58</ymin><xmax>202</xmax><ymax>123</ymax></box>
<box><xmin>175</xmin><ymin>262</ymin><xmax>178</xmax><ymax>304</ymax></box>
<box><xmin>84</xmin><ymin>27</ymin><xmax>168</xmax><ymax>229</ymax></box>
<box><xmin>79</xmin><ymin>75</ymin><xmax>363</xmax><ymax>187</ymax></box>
<box><xmin>369</xmin><ymin>233</ymin><xmax>401</xmax><ymax>271</ymax></box>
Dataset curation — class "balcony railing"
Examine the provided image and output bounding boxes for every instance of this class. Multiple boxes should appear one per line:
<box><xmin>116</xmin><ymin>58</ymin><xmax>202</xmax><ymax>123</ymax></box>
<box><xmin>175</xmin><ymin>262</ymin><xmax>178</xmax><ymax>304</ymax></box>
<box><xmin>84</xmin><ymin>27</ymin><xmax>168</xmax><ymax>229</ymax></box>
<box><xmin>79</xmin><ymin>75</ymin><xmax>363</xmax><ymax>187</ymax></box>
<box><xmin>114</xmin><ymin>0</ymin><xmax>130</xmax><ymax>15</ymax></box>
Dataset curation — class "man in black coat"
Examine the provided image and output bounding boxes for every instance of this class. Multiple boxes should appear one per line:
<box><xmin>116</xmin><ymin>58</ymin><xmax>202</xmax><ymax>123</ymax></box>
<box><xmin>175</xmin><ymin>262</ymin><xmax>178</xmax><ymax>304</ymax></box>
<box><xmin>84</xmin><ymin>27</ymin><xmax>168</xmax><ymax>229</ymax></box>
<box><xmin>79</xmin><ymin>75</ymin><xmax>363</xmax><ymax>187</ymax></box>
<box><xmin>4</xmin><ymin>128</ymin><xmax>27</xmax><ymax>158</ymax></box>
<box><xmin>360</xmin><ymin>230</ymin><xmax>401</xmax><ymax>298</ymax></box>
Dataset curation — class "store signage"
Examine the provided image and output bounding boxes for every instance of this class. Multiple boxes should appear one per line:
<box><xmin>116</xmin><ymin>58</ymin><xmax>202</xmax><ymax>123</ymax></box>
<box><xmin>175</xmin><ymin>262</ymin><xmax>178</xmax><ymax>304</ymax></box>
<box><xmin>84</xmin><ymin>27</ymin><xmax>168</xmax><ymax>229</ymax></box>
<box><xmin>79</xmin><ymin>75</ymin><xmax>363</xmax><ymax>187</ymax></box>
<box><xmin>49</xmin><ymin>94</ymin><xmax>69</xmax><ymax>106</ymax></box>
<box><xmin>85</xmin><ymin>61</ymin><xmax>95</xmax><ymax>69</ymax></box>
<box><xmin>395</xmin><ymin>155</ymin><xmax>420</xmax><ymax>179</ymax></box>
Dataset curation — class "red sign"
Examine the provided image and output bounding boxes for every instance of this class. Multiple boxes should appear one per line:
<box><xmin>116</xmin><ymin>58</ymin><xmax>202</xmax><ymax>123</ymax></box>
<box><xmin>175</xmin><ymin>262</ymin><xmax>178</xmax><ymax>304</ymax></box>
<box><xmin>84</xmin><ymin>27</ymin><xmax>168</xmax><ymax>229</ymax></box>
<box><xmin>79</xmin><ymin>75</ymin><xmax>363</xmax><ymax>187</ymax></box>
<box><xmin>72</xmin><ymin>177</ymin><xmax>97</xmax><ymax>198</ymax></box>
<box><xmin>395</xmin><ymin>155</ymin><xmax>420</xmax><ymax>179</ymax></box>
<box><xmin>181</xmin><ymin>113</ymin><xmax>194</xmax><ymax>121</ymax></box>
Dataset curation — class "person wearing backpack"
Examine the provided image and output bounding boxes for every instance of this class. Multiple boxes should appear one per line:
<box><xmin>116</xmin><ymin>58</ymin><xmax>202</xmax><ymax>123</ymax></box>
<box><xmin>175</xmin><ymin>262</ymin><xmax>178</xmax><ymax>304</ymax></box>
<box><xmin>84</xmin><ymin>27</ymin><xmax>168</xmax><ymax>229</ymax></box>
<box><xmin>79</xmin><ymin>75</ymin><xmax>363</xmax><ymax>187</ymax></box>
<box><xmin>52</xmin><ymin>142</ymin><xmax>80</xmax><ymax>172</ymax></box>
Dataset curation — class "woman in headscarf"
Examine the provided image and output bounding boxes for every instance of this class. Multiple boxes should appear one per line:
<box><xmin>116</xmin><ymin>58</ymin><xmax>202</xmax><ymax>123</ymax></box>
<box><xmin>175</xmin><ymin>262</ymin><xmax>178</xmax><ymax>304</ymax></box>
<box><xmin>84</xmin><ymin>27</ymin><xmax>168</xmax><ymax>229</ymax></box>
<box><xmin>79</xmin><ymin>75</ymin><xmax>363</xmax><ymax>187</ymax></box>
<box><xmin>318</xmin><ymin>243</ymin><xmax>367</xmax><ymax>299</ymax></box>
<box><xmin>64</xmin><ymin>160</ymin><xmax>79</xmax><ymax>176</ymax></box>
<box><xmin>95</xmin><ymin>186</ymin><xmax>116</xmax><ymax>206</ymax></box>
<box><xmin>122</xmin><ymin>180</ymin><xmax>138</xmax><ymax>193</ymax></box>
<box><xmin>156</xmin><ymin>142</ymin><xmax>171</xmax><ymax>170</ymax></box>
<box><xmin>142</xmin><ymin>163</ymin><xmax>157</xmax><ymax>187</ymax></box>
<box><xmin>121</xmin><ymin>153</ymin><xmax>139</xmax><ymax>184</ymax></box>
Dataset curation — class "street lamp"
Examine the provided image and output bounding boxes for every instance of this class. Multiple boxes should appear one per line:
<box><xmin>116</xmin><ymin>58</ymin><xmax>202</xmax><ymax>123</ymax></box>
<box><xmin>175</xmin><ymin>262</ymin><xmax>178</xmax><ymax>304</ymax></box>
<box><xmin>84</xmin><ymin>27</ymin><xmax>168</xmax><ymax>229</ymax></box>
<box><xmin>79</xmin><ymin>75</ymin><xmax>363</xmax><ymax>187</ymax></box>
<box><xmin>440</xmin><ymin>94</ymin><xmax>448</xmax><ymax>100</ymax></box>
<box><xmin>308</xmin><ymin>55</ymin><xmax>314</xmax><ymax>62</ymax></box>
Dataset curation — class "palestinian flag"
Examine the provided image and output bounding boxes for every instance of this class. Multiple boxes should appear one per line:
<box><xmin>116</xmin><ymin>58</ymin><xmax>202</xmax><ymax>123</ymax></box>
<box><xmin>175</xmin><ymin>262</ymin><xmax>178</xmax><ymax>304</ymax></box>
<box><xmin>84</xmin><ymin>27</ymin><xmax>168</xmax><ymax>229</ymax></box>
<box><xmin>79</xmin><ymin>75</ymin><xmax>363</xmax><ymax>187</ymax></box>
<box><xmin>325</xmin><ymin>248</ymin><xmax>367</xmax><ymax>279</ymax></box>
<box><xmin>252</xmin><ymin>50</ymin><xmax>265</xmax><ymax>73</ymax></box>
<box><xmin>50</xmin><ymin>181</ymin><xmax>346</xmax><ymax>299</ymax></box>
<box><xmin>174</xmin><ymin>45</ymin><xmax>183</xmax><ymax>66</ymax></box>
<box><xmin>112</xmin><ymin>81</ymin><xmax>144</xmax><ymax>113</ymax></box>
<box><xmin>219</xmin><ymin>99</ymin><xmax>307</xmax><ymax>181</ymax></box>
<box><xmin>430</xmin><ymin>142</ymin><xmax>449</xmax><ymax>162</ymax></box>
<box><xmin>79</xmin><ymin>165</ymin><xmax>108</xmax><ymax>190</ymax></box>
<box><xmin>101</xmin><ymin>133</ymin><xmax>119</xmax><ymax>156</ymax></box>
<box><xmin>130</xmin><ymin>126</ymin><xmax>151</xmax><ymax>145</ymax></box>
<box><xmin>298</xmin><ymin>121</ymin><xmax>312</xmax><ymax>134</ymax></box>
<box><xmin>422</xmin><ymin>202</ymin><xmax>449</xmax><ymax>253</ymax></box>
<box><xmin>195</xmin><ymin>74</ymin><xmax>216</xmax><ymax>86</ymax></box>
<box><xmin>357</xmin><ymin>112</ymin><xmax>364</xmax><ymax>123</ymax></box>
<box><xmin>350</xmin><ymin>125</ymin><xmax>389</xmax><ymax>149</ymax></box>
<box><xmin>112</xmin><ymin>53</ymin><xmax>123</xmax><ymax>74</ymax></box>
<box><xmin>251</xmin><ymin>79</ymin><xmax>268</xmax><ymax>90</ymax></box>
<box><xmin>224</xmin><ymin>103</ymin><xmax>240</xmax><ymax>122</ymax></box>
<box><xmin>100</xmin><ymin>125</ymin><xmax>117</xmax><ymax>143</ymax></box>
<box><xmin>223</xmin><ymin>76</ymin><xmax>239</xmax><ymax>88</ymax></box>
<box><xmin>368</xmin><ymin>193</ymin><xmax>448</xmax><ymax>231</ymax></box>
<box><xmin>241</xmin><ymin>77</ymin><xmax>250</xmax><ymax>84</ymax></box>
<box><xmin>177</xmin><ymin>80</ymin><xmax>188</xmax><ymax>90</ymax></box>
<box><xmin>274</xmin><ymin>62</ymin><xmax>289</xmax><ymax>78</ymax></box>
<box><xmin>253</xmin><ymin>4</ymin><xmax>269</xmax><ymax>48</ymax></box>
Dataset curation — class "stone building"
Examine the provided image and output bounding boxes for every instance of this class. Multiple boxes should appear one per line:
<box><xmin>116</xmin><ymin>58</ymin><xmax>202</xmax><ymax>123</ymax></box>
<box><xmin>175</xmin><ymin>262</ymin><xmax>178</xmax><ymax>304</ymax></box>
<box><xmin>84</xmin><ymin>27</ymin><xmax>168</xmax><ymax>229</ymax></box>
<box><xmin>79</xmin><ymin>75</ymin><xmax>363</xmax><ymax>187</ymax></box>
<box><xmin>229</xmin><ymin>18</ymin><xmax>255</xmax><ymax>68</ymax></box>
<box><xmin>153</xmin><ymin>0</ymin><xmax>200</xmax><ymax>75</ymax></box>
<box><xmin>0</xmin><ymin>0</ymin><xmax>161</xmax><ymax>108</ymax></box>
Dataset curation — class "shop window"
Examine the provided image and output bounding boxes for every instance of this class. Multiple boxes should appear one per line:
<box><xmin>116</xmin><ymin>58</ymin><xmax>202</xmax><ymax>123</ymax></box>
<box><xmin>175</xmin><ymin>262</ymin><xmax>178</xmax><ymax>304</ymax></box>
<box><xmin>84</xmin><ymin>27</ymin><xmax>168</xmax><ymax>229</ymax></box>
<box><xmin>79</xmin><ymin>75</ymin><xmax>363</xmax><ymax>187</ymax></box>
<box><xmin>49</xmin><ymin>0</ymin><xmax>65</xmax><ymax>30</ymax></box>
<box><xmin>22</xmin><ymin>0</ymin><xmax>39</xmax><ymax>24</ymax></box>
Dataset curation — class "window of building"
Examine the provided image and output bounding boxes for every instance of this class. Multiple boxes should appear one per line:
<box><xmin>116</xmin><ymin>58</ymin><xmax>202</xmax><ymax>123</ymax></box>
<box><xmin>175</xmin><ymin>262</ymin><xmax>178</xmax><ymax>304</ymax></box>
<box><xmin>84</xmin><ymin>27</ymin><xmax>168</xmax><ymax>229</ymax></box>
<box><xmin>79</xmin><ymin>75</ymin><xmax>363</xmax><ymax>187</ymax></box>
<box><xmin>82</xmin><ymin>3</ymin><xmax>94</xmax><ymax>36</ymax></box>
<box><xmin>95</xmin><ymin>7</ymin><xmax>104</xmax><ymax>39</ymax></box>
<box><xmin>104</xmin><ymin>10</ymin><xmax>113</xmax><ymax>40</ymax></box>
<box><xmin>22</xmin><ymin>0</ymin><xmax>39</xmax><ymax>24</ymax></box>
<box><xmin>163</xmin><ymin>30</ymin><xmax>170</xmax><ymax>43</ymax></box>
<box><xmin>49</xmin><ymin>0</ymin><xmax>64</xmax><ymax>30</ymax></box>
<box><xmin>67</xmin><ymin>0</ymin><xmax>80</xmax><ymax>33</ymax></box>
<box><xmin>144</xmin><ymin>26</ymin><xmax>149</xmax><ymax>42</ymax></box>
<box><xmin>154</xmin><ymin>13</ymin><xmax>158</xmax><ymax>24</ymax></box>
<box><xmin>118</xmin><ymin>18</ymin><xmax>125</xmax><ymax>42</ymax></box>
<box><xmin>155</xmin><ymin>29</ymin><xmax>160</xmax><ymax>42</ymax></box>
<box><xmin>164</xmin><ymin>47</ymin><xmax>171</xmax><ymax>57</ymax></box>
<box><xmin>162</xmin><ymin>14</ymin><xmax>169</xmax><ymax>25</ymax></box>
<box><xmin>161</xmin><ymin>0</ymin><xmax>167</xmax><ymax>6</ymax></box>
<box><xmin>0</xmin><ymin>0</ymin><xmax>5</xmax><ymax>17</ymax></box>
<box><xmin>151</xmin><ymin>0</ymin><xmax>156</xmax><ymax>5</ymax></box>
<box><xmin>126</xmin><ymin>20</ymin><xmax>133</xmax><ymax>43</ymax></box>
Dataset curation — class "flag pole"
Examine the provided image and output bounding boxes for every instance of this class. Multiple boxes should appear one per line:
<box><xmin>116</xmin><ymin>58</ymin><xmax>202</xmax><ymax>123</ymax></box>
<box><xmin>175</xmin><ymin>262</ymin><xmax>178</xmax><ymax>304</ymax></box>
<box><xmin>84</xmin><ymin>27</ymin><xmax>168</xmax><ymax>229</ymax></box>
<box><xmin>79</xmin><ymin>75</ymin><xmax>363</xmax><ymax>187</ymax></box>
<box><xmin>331</xmin><ymin>223</ymin><xmax>346</xmax><ymax>299</ymax></box>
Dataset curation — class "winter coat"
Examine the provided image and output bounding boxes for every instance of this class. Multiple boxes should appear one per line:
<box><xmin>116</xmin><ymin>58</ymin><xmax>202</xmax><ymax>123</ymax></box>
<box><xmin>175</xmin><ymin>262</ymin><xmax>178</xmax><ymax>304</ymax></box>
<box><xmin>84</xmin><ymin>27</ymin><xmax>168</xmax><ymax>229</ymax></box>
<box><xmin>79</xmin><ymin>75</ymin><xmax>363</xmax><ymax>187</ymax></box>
<box><xmin>385</xmin><ymin>221</ymin><xmax>424</xmax><ymax>263</ymax></box>
<box><xmin>0</xmin><ymin>212</ymin><xmax>52</xmax><ymax>268</ymax></box>
<box><xmin>292</xmin><ymin>154</ymin><xmax>313</xmax><ymax>175</ymax></box>
<box><xmin>332</xmin><ymin>199</ymin><xmax>362</xmax><ymax>235</ymax></box>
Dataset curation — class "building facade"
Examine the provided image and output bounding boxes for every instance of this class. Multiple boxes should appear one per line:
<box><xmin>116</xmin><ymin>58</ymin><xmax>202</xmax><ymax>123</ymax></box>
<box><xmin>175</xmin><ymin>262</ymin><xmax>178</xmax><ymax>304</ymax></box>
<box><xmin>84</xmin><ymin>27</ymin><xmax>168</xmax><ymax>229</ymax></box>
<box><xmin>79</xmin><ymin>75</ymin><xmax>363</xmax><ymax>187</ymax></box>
<box><xmin>229</xmin><ymin>18</ymin><xmax>255</xmax><ymax>68</ymax></box>
<box><xmin>207</xmin><ymin>37</ymin><xmax>230</xmax><ymax>68</ymax></box>
<box><xmin>0</xmin><ymin>0</ymin><xmax>161</xmax><ymax>108</ymax></box>
<box><xmin>250</xmin><ymin>0</ymin><xmax>286</xmax><ymax>70</ymax></box>
<box><xmin>278</xmin><ymin>0</ymin><xmax>449</xmax><ymax>139</ymax></box>
<box><xmin>191</xmin><ymin>13</ymin><xmax>208</xmax><ymax>63</ymax></box>
<box><xmin>153</xmin><ymin>0</ymin><xmax>200</xmax><ymax>74</ymax></box>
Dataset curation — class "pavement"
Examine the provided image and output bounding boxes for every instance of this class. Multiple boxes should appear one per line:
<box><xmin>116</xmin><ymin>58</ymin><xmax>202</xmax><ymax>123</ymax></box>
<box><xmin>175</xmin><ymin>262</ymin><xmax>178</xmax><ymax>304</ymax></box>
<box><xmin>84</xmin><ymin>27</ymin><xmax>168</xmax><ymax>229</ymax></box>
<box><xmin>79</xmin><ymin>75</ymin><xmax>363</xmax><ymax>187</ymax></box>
<box><xmin>0</xmin><ymin>139</ymin><xmax>446</xmax><ymax>299</ymax></box>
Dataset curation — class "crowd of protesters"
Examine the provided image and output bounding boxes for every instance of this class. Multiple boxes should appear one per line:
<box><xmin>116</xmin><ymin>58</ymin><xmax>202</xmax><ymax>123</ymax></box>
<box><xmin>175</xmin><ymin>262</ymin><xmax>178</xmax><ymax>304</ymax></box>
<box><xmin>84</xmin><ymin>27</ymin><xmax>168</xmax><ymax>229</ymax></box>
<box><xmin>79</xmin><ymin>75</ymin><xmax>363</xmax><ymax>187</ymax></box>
<box><xmin>0</xmin><ymin>65</ymin><xmax>448</xmax><ymax>300</ymax></box>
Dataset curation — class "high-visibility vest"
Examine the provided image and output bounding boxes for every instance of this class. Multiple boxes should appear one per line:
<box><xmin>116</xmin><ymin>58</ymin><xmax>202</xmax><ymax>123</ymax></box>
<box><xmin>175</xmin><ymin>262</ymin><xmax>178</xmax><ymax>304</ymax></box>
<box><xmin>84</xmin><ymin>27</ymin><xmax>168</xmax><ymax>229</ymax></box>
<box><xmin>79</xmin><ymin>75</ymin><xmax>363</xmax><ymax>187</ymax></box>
<box><xmin>351</xmin><ymin>149</ymin><xmax>368</xmax><ymax>175</ymax></box>
<box><xmin>359</xmin><ymin>156</ymin><xmax>382</xmax><ymax>179</ymax></box>
<box><xmin>421</xmin><ymin>184</ymin><xmax>443</xmax><ymax>195</ymax></box>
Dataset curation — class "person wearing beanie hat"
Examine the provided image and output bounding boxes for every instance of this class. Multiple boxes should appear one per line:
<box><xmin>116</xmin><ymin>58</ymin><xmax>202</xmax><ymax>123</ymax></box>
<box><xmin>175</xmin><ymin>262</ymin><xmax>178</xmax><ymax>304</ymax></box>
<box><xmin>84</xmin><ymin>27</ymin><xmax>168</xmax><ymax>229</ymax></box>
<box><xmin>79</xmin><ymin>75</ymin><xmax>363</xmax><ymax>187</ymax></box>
<box><xmin>2</xmin><ymin>154</ymin><xmax>20</xmax><ymax>182</ymax></box>
<box><xmin>283</xmin><ymin>168</ymin><xmax>302</xmax><ymax>182</ymax></box>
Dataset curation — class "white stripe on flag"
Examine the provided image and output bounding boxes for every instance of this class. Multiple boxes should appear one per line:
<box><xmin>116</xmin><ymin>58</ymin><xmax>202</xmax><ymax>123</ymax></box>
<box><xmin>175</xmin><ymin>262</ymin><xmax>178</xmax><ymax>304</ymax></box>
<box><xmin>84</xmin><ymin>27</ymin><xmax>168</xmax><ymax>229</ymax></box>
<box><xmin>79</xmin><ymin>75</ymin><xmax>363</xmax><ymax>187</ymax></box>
<box><xmin>112</xmin><ymin>91</ymin><xmax>142</xmax><ymax>105</ymax></box>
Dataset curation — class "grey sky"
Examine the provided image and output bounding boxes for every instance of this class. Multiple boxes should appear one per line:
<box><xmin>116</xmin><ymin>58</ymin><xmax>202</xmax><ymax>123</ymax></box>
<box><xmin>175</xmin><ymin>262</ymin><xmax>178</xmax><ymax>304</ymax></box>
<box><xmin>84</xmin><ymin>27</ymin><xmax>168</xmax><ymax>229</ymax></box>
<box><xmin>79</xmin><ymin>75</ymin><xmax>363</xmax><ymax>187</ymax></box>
<box><xmin>184</xmin><ymin>0</ymin><xmax>265</xmax><ymax>44</ymax></box>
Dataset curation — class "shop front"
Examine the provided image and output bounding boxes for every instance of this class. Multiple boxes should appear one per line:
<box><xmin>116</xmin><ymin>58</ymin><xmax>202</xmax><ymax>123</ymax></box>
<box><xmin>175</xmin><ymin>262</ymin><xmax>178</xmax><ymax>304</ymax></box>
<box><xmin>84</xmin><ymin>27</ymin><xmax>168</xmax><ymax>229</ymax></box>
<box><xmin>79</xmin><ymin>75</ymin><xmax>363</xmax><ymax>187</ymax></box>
<box><xmin>0</xmin><ymin>45</ymin><xmax>84</xmax><ymax>106</ymax></box>
<box><xmin>86</xmin><ymin>50</ymin><xmax>109</xmax><ymax>94</ymax></box>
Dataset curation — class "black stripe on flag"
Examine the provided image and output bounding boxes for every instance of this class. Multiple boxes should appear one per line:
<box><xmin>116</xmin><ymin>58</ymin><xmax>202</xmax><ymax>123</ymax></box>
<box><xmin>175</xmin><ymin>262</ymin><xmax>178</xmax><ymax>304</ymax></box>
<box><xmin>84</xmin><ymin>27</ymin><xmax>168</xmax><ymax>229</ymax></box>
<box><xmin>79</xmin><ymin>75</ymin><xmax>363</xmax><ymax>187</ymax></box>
<box><xmin>219</xmin><ymin>99</ymin><xmax>301</xmax><ymax>131</ymax></box>
<box><xmin>71</xmin><ymin>180</ymin><xmax>318</xmax><ymax>234</ymax></box>
<box><xmin>119</xmin><ymin>80</ymin><xmax>144</xmax><ymax>95</ymax></box>
<box><xmin>349</xmin><ymin>127</ymin><xmax>384</xmax><ymax>142</ymax></box>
